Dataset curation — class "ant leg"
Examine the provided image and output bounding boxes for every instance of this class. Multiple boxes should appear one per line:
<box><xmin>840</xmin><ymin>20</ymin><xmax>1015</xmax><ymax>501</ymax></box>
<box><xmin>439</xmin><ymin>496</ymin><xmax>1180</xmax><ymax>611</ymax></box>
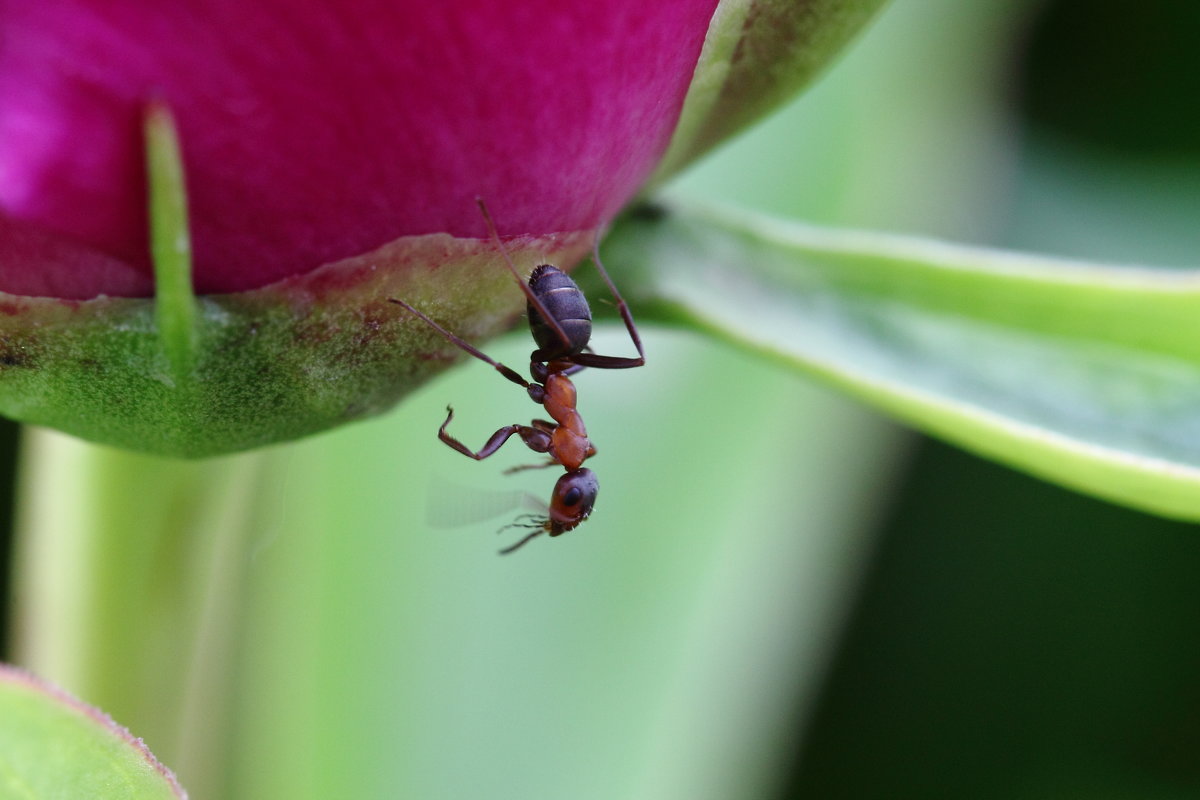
<box><xmin>570</xmin><ymin>352</ymin><xmax>642</xmax><ymax>368</ymax></box>
<box><xmin>389</xmin><ymin>297</ymin><xmax>530</xmax><ymax>389</ymax></box>
<box><xmin>568</xmin><ymin>231</ymin><xmax>645</xmax><ymax>369</ymax></box>
<box><xmin>559</xmin><ymin>362</ymin><xmax>587</xmax><ymax>377</ymax></box>
<box><xmin>503</xmin><ymin>428</ymin><xmax>595</xmax><ymax>473</ymax></box>
<box><xmin>502</xmin><ymin>419</ymin><xmax>558</xmax><ymax>470</ymax></box>
<box><xmin>504</xmin><ymin>459</ymin><xmax>560</xmax><ymax>474</ymax></box>
<box><xmin>497</xmin><ymin>513</ymin><xmax>544</xmax><ymax>533</ymax></box>
<box><xmin>476</xmin><ymin>197</ymin><xmax>574</xmax><ymax>354</ymax></box>
<box><xmin>438</xmin><ymin>406</ymin><xmax>552</xmax><ymax>460</ymax></box>
<box><xmin>497</xmin><ymin>515</ymin><xmax>549</xmax><ymax>555</ymax></box>
<box><xmin>529</xmin><ymin>360</ymin><xmax>586</xmax><ymax>385</ymax></box>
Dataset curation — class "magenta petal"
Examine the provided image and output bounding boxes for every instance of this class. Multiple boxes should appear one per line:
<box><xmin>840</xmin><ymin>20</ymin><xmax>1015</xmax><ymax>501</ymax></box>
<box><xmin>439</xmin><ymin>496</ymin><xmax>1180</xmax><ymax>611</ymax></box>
<box><xmin>0</xmin><ymin>215</ymin><xmax>151</xmax><ymax>299</ymax></box>
<box><xmin>0</xmin><ymin>0</ymin><xmax>718</xmax><ymax>297</ymax></box>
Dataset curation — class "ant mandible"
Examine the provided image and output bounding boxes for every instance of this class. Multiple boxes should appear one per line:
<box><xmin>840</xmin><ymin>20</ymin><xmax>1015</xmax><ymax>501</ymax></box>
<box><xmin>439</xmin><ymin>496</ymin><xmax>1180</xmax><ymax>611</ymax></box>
<box><xmin>388</xmin><ymin>199</ymin><xmax>645</xmax><ymax>554</ymax></box>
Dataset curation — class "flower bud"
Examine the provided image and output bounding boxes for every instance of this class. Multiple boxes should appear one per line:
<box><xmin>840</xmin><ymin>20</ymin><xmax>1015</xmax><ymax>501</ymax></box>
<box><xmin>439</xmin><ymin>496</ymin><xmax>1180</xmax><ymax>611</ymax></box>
<box><xmin>0</xmin><ymin>0</ymin><xmax>883</xmax><ymax>455</ymax></box>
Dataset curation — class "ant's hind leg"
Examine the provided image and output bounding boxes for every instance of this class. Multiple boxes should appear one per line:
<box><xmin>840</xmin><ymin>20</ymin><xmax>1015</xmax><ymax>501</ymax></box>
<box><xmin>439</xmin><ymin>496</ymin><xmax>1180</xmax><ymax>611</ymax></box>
<box><xmin>437</xmin><ymin>406</ymin><xmax>553</xmax><ymax>460</ymax></box>
<box><xmin>568</xmin><ymin>234</ymin><xmax>645</xmax><ymax>370</ymax></box>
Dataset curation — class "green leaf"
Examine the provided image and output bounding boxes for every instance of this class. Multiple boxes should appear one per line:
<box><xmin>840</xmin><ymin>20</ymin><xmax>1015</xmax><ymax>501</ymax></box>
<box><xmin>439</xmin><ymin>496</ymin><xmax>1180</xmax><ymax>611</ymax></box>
<box><xmin>0</xmin><ymin>665</ymin><xmax>187</xmax><ymax>799</ymax></box>
<box><xmin>602</xmin><ymin>202</ymin><xmax>1200</xmax><ymax>520</ymax></box>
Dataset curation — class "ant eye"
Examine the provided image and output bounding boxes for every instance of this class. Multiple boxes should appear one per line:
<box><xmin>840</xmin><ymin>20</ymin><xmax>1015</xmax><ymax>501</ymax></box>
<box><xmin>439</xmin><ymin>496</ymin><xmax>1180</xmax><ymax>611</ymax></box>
<box><xmin>563</xmin><ymin>487</ymin><xmax>582</xmax><ymax>506</ymax></box>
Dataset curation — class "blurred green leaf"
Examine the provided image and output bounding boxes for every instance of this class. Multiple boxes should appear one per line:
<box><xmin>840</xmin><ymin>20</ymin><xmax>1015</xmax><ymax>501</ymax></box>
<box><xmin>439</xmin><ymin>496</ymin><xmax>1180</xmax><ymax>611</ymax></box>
<box><xmin>605</xmin><ymin>202</ymin><xmax>1200</xmax><ymax>520</ymax></box>
<box><xmin>0</xmin><ymin>665</ymin><xmax>186</xmax><ymax>799</ymax></box>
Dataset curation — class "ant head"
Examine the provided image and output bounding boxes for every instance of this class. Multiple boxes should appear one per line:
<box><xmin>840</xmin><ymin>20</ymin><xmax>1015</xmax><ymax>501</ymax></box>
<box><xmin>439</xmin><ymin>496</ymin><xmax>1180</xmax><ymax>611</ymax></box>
<box><xmin>547</xmin><ymin>468</ymin><xmax>598</xmax><ymax>535</ymax></box>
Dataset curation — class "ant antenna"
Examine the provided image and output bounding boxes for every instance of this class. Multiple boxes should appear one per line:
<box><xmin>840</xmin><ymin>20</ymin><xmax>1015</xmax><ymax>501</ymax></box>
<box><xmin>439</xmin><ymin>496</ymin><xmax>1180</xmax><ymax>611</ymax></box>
<box><xmin>475</xmin><ymin>196</ymin><xmax>573</xmax><ymax>352</ymax></box>
<box><xmin>498</xmin><ymin>530</ymin><xmax>545</xmax><ymax>555</ymax></box>
<box><xmin>496</xmin><ymin>514</ymin><xmax>548</xmax><ymax>555</ymax></box>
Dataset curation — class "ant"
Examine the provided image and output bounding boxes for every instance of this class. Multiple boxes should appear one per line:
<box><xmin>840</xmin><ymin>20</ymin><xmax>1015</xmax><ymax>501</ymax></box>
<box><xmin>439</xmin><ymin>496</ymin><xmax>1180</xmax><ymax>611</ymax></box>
<box><xmin>389</xmin><ymin>199</ymin><xmax>645</xmax><ymax>554</ymax></box>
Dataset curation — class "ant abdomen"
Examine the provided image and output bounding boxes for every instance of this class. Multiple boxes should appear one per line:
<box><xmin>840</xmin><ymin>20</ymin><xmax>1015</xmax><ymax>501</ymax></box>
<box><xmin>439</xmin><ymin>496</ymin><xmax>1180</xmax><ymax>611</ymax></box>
<box><xmin>527</xmin><ymin>264</ymin><xmax>592</xmax><ymax>357</ymax></box>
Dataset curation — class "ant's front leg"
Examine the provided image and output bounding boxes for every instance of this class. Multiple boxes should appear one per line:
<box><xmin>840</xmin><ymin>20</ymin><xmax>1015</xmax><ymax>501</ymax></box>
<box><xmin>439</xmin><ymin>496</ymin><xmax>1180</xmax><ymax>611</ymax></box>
<box><xmin>504</xmin><ymin>460</ymin><xmax>560</xmax><ymax>474</ymax></box>
<box><xmin>437</xmin><ymin>406</ymin><xmax>553</xmax><ymax>461</ymax></box>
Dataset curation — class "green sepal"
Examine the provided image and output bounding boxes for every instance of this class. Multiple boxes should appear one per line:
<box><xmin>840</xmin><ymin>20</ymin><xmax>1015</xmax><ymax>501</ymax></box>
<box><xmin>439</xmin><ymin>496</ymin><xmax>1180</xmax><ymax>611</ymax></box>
<box><xmin>601</xmin><ymin>202</ymin><xmax>1200</xmax><ymax>521</ymax></box>
<box><xmin>651</xmin><ymin>0</ymin><xmax>890</xmax><ymax>184</ymax></box>
<box><xmin>0</xmin><ymin>228</ymin><xmax>590</xmax><ymax>457</ymax></box>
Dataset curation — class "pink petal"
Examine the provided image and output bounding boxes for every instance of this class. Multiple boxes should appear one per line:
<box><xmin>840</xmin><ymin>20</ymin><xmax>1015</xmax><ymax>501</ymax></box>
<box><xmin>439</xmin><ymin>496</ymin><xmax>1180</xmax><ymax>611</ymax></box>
<box><xmin>0</xmin><ymin>0</ymin><xmax>717</xmax><ymax>297</ymax></box>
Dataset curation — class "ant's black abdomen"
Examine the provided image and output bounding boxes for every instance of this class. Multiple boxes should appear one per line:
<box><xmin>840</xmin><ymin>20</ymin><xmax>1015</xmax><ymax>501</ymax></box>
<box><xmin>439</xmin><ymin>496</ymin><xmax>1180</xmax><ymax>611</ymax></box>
<box><xmin>527</xmin><ymin>264</ymin><xmax>592</xmax><ymax>357</ymax></box>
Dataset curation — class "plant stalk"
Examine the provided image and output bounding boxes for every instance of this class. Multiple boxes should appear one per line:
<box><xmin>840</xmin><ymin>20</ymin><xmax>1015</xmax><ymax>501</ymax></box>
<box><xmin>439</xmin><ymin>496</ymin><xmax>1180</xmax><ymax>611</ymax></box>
<box><xmin>9</xmin><ymin>426</ymin><xmax>268</xmax><ymax>798</ymax></box>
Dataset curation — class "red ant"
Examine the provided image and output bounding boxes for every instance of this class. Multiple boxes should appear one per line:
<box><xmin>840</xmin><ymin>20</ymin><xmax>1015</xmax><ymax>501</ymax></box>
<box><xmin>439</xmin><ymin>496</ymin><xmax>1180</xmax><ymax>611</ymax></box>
<box><xmin>389</xmin><ymin>200</ymin><xmax>645</xmax><ymax>554</ymax></box>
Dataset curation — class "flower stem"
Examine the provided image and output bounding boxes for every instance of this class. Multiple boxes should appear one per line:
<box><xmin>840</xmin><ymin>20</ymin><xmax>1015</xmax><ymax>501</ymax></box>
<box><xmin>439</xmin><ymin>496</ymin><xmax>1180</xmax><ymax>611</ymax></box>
<box><xmin>9</xmin><ymin>426</ymin><xmax>268</xmax><ymax>797</ymax></box>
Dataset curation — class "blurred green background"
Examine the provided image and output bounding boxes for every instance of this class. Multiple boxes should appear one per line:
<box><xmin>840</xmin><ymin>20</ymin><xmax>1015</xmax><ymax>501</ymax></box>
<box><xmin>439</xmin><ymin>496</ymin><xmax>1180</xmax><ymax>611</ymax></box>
<box><xmin>766</xmin><ymin>0</ymin><xmax>1200</xmax><ymax>796</ymax></box>
<box><xmin>4</xmin><ymin>0</ymin><xmax>1200</xmax><ymax>797</ymax></box>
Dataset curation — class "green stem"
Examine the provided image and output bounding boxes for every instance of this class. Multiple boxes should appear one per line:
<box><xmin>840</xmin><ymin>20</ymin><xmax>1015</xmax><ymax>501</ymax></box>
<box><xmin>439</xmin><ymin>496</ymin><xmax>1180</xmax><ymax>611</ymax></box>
<box><xmin>9</xmin><ymin>427</ymin><xmax>268</xmax><ymax>798</ymax></box>
<box><xmin>145</xmin><ymin>101</ymin><xmax>198</xmax><ymax>380</ymax></box>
